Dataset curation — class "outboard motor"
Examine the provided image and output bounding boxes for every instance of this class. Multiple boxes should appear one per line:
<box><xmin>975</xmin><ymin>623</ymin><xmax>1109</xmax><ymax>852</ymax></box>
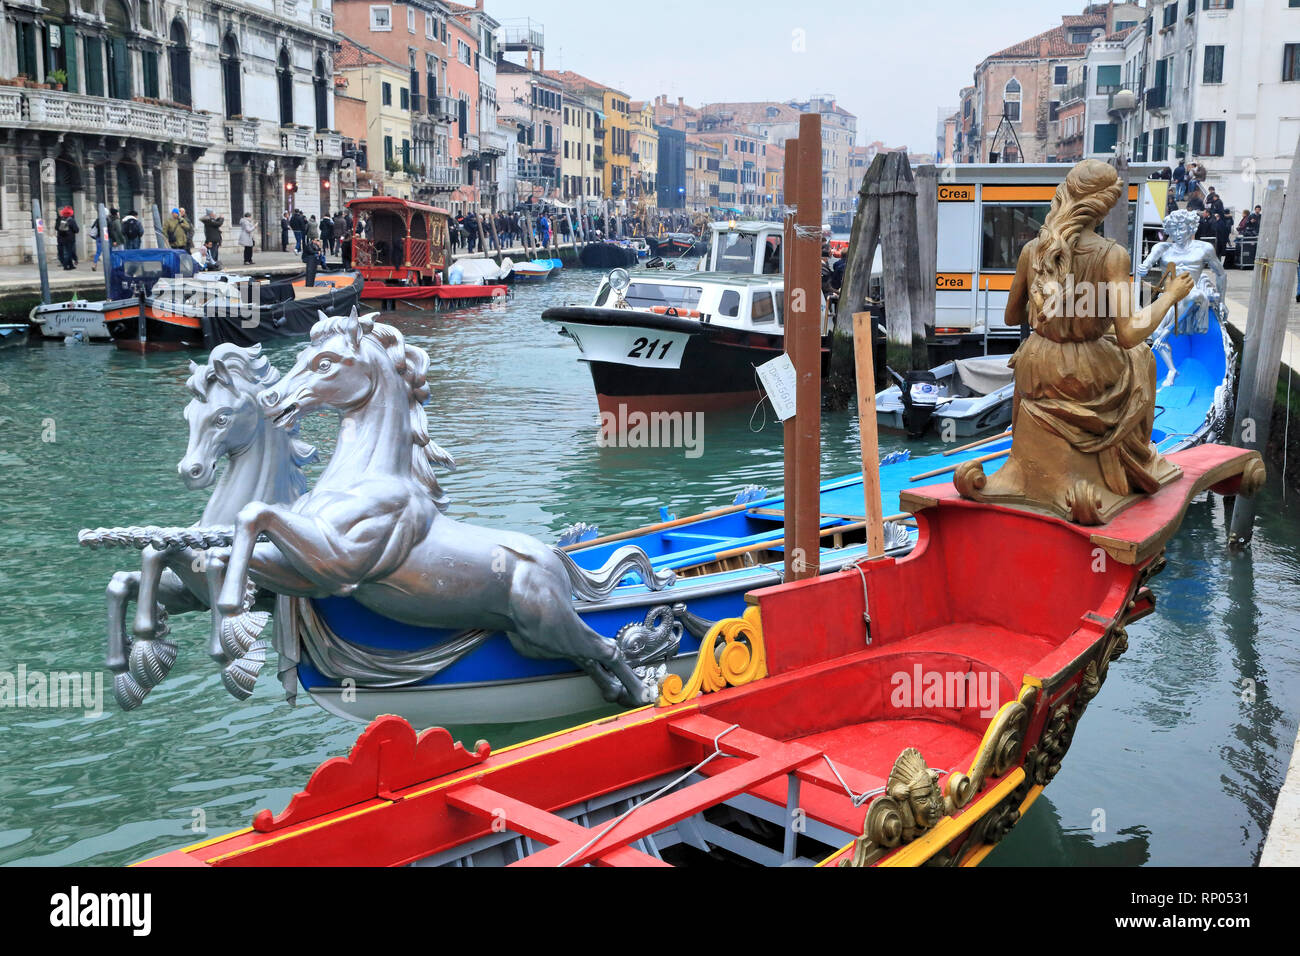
<box><xmin>888</xmin><ymin>367</ymin><xmax>941</xmax><ymax>439</ymax></box>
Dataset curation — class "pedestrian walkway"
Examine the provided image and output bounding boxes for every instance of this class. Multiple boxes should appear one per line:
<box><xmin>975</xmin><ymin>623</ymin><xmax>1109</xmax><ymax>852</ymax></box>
<box><xmin>0</xmin><ymin>241</ymin><xmax>587</xmax><ymax>299</ymax></box>
<box><xmin>1222</xmin><ymin>266</ymin><xmax>1300</xmax><ymax>374</ymax></box>
<box><xmin>1262</xmin><ymin>720</ymin><xmax>1300</xmax><ymax>866</ymax></box>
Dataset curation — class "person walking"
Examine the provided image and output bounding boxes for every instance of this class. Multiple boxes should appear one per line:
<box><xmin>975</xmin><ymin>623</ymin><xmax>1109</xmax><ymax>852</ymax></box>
<box><xmin>55</xmin><ymin>206</ymin><xmax>79</xmax><ymax>270</ymax></box>
<box><xmin>121</xmin><ymin>210</ymin><xmax>143</xmax><ymax>249</ymax></box>
<box><xmin>108</xmin><ymin>208</ymin><xmax>124</xmax><ymax>255</ymax></box>
<box><xmin>280</xmin><ymin>211</ymin><xmax>291</xmax><ymax>252</ymax></box>
<box><xmin>238</xmin><ymin>212</ymin><xmax>258</xmax><ymax>265</ymax></box>
<box><xmin>89</xmin><ymin>214</ymin><xmax>106</xmax><ymax>271</ymax></box>
<box><xmin>289</xmin><ymin>208</ymin><xmax>307</xmax><ymax>253</ymax></box>
<box><xmin>306</xmin><ymin>214</ymin><xmax>320</xmax><ymax>245</ymax></box>
<box><xmin>319</xmin><ymin>213</ymin><xmax>335</xmax><ymax>258</ymax></box>
<box><xmin>1212</xmin><ymin>211</ymin><xmax>1232</xmax><ymax>261</ymax></box>
<box><xmin>201</xmin><ymin>209</ymin><xmax>225</xmax><ymax>258</ymax></box>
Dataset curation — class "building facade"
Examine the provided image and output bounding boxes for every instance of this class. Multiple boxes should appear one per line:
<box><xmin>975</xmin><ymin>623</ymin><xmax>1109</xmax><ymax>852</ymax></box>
<box><xmin>629</xmin><ymin>100</ymin><xmax>658</xmax><ymax>212</ymax></box>
<box><xmin>1</xmin><ymin>0</ymin><xmax>341</xmax><ymax>263</ymax></box>
<box><xmin>655</xmin><ymin>123</ymin><xmax>685</xmax><ymax>210</ymax></box>
<box><xmin>1117</xmin><ymin>0</ymin><xmax>1300</xmax><ymax>213</ymax></box>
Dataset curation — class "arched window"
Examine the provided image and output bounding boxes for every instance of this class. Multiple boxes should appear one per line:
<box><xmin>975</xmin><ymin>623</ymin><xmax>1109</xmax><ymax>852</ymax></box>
<box><xmin>221</xmin><ymin>34</ymin><xmax>242</xmax><ymax>119</ymax></box>
<box><xmin>139</xmin><ymin>1</ymin><xmax>153</xmax><ymax>31</ymax></box>
<box><xmin>169</xmin><ymin>19</ymin><xmax>191</xmax><ymax>106</ymax></box>
<box><xmin>277</xmin><ymin>48</ymin><xmax>294</xmax><ymax>126</ymax></box>
<box><xmin>1003</xmin><ymin>77</ymin><xmax>1022</xmax><ymax>123</ymax></box>
<box><xmin>314</xmin><ymin>56</ymin><xmax>329</xmax><ymax>131</ymax></box>
<box><xmin>105</xmin><ymin>0</ymin><xmax>131</xmax><ymax>100</ymax></box>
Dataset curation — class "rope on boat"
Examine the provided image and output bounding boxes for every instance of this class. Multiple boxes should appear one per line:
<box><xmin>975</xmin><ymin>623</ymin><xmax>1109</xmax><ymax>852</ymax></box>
<box><xmin>77</xmin><ymin>525</ymin><xmax>243</xmax><ymax>551</ymax></box>
<box><xmin>555</xmin><ymin>722</ymin><xmax>741</xmax><ymax>867</ymax></box>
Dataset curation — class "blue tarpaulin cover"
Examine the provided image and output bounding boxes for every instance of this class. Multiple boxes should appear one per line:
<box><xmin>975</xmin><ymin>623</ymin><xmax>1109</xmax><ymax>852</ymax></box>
<box><xmin>108</xmin><ymin>249</ymin><xmax>195</xmax><ymax>300</ymax></box>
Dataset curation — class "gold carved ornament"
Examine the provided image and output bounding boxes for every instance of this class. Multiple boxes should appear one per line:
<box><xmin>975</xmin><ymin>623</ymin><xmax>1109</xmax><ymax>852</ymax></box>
<box><xmin>657</xmin><ymin>606</ymin><xmax>766</xmax><ymax>706</ymax></box>
<box><xmin>839</xmin><ymin>683</ymin><xmax>1038</xmax><ymax>867</ymax></box>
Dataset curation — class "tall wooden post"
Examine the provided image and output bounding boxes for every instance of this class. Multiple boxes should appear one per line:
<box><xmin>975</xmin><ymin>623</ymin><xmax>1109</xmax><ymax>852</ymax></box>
<box><xmin>853</xmin><ymin>311</ymin><xmax>885</xmax><ymax>557</ymax></box>
<box><xmin>914</xmin><ymin>165</ymin><xmax>938</xmax><ymax>339</ymax></box>
<box><xmin>784</xmin><ymin>112</ymin><xmax>823</xmax><ymax>581</ymax></box>
<box><xmin>1229</xmin><ymin>133</ymin><xmax>1300</xmax><ymax>550</ymax></box>
<box><xmin>782</xmin><ymin>146</ymin><xmax>800</xmax><ymax>577</ymax></box>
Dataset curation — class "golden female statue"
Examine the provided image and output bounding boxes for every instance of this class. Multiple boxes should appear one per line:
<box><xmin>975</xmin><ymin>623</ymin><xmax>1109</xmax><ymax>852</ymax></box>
<box><xmin>955</xmin><ymin>160</ymin><xmax>1195</xmax><ymax>524</ymax></box>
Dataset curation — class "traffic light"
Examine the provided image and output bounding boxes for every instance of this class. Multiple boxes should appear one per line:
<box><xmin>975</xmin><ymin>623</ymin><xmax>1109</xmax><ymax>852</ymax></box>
<box><xmin>321</xmin><ymin>179</ymin><xmax>330</xmax><ymax>191</ymax></box>
<box><xmin>285</xmin><ymin>181</ymin><xmax>297</xmax><ymax>194</ymax></box>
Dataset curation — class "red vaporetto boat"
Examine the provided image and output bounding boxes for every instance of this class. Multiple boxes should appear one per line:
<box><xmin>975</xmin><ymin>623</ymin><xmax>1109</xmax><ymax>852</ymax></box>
<box><xmin>139</xmin><ymin>443</ymin><xmax>1260</xmax><ymax>868</ymax></box>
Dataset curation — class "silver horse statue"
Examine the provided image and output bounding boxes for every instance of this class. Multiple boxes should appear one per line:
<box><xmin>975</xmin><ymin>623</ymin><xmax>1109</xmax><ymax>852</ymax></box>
<box><xmin>214</xmin><ymin>309</ymin><xmax>672</xmax><ymax>707</ymax></box>
<box><xmin>94</xmin><ymin>344</ymin><xmax>316</xmax><ymax>709</ymax></box>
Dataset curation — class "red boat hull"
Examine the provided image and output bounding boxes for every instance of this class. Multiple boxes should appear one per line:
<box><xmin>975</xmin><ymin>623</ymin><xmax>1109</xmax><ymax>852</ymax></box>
<box><xmin>139</xmin><ymin>444</ymin><xmax>1261</xmax><ymax>868</ymax></box>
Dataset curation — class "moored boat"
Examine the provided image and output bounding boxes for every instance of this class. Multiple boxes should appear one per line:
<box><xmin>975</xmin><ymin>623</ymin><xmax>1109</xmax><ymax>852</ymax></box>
<box><xmin>103</xmin><ymin>270</ymin><xmax>362</xmax><ymax>352</ymax></box>
<box><xmin>542</xmin><ymin>268</ymin><xmax>829</xmax><ymax>416</ymax></box>
<box><xmin>29</xmin><ymin>248</ymin><xmax>198</xmax><ymax>342</ymax></box>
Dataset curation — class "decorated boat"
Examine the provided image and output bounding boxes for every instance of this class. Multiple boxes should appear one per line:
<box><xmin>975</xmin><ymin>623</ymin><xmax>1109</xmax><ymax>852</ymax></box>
<box><xmin>348</xmin><ymin>196</ymin><xmax>507</xmax><ymax>309</ymax></box>
<box><xmin>648</xmin><ymin>232</ymin><xmax>707</xmax><ymax>260</ymax></box>
<box><xmin>137</xmin><ymin>442</ymin><xmax>1261</xmax><ymax>868</ymax></box>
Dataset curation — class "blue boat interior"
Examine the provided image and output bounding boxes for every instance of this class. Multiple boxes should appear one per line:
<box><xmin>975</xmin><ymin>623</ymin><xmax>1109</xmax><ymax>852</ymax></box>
<box><xmin>297</xmin><ymin>312</ymin><xmax>1227</xmax><ymax>694</ymax></box>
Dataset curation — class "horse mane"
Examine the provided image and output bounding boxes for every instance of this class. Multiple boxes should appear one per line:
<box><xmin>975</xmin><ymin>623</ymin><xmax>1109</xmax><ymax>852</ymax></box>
<box><xmin>186</xmin><ymin>343</ymin><xmax>317</xmax><ymax>494</ymax></box>
<box><xmin>311</xmin><ymin>309</ymin><xmax>457</xmax><ymax>512</ymax></box>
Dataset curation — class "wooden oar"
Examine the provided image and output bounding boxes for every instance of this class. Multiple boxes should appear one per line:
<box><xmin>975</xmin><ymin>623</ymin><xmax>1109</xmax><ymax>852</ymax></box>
<box><xmin>909</xmin><ymin>449</ymin><xmax>1009</xmax><ymax>483</ymax></box>
<box><xmin>941</xmin><ymin>428</ymin><xmax>1012</xmax><ymax>457</ymax></box>
<box><xmin>853</xmin><ymin>311</ymin><xmax>886</xmax><ymax>558</ymax></box>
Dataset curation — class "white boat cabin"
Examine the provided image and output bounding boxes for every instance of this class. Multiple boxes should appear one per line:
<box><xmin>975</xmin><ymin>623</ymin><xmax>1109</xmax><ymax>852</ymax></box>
<box><xmin>593</xmin><ymin>272</ymin><xmax>827</xmax><ymax>335</ymax></box>
<box><xmin>705</xmin><ymin>221</ymin><xmax>784</xmax><ymax>275</ymax></box>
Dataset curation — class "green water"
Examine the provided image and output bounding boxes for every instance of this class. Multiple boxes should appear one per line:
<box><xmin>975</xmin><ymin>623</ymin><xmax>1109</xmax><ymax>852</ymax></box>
<box><xmin>0</xmin><ymin>268</ymin><xmax>1297</xmax><ymax>866</ymax></box>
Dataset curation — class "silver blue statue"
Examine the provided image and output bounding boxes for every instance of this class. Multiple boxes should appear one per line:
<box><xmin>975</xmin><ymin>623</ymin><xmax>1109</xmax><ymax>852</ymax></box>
<box><xmin>1137</xmin><ymin>209</ymin><xmax>1228</xmax><ymax>386</ymax></box>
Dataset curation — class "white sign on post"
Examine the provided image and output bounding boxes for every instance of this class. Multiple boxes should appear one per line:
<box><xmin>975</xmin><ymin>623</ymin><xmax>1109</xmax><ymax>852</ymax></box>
<box><xmin>755</xmin><ymin>353</ymin><xmax>797</xmax><ymax>421</ymax></box>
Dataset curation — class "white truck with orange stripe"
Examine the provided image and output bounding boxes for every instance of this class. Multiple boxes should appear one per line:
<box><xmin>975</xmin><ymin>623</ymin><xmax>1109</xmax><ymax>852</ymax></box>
<box><xmin>932</xmin><ymin>163</ymin><xmax>1167</xmax><ymax>344</ymax></box>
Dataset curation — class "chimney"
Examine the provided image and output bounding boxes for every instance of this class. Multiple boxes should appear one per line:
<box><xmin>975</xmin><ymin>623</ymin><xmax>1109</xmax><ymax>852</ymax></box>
<box><xmin>476</xmin><ymin>0</ymin><xmax>483</xmax><ymax>8</ymax></box>
<box><xmin>678</xmin><ymin>96</ymin><xmax>684</xmax><ymax>108</ymax></box>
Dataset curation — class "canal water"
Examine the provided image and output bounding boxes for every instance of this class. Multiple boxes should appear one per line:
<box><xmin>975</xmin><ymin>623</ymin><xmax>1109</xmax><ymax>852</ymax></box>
<box><xmin>0</xmin><ymin>266</ymin><xmax>1297</xmax><ymax>866</ymax></box>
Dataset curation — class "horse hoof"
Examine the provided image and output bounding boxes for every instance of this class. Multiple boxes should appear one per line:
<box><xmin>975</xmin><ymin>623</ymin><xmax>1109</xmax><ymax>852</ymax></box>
<box><xmin>114</xmin><ymin>671</ymin><xmax>150</xmax><ymax>711</ymax></box>
<box><xmin>128</xmin><ymin>639</ymin><xmax>177</xmax><ymax>689</ymax></box>
<box><xmin>221</xmin><ymin>640</ymin><xmax>269</xmax><ymax>701</ymax></box>
<box><xmin>219</xmin><ymin>610</ymin><xmax>270</xmax><ymax>659</ymax></box>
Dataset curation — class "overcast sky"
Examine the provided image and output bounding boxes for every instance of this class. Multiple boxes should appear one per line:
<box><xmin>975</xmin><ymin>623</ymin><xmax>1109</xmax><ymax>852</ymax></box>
<box><xmin>485</xmin><ymin>0</ymin><xmax>1090</xmax><ymax>153</ymax></box>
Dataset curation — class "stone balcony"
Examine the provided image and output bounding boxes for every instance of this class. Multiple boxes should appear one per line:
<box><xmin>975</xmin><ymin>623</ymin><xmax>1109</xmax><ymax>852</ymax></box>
<box><xmin>462</xmin><ymin>133</ymin><xmax>480</xmax><ymax>155</ymax></box>
<box><xmin>0</xmin><ymin>86</ymin><xmax>210</xmax><ymax>148</ymax></box>
<box><xmin>480</xmin><ymin>129</ymin><xmax>508</xmax><ymax>156</ymax></box>
<box><xmin>415</xmin><ymin>164</ymin><xmax>463</xmax><ymax>192</ymax></box>
<box><xmin>316</xmin><ymin>131</ymin><xmax>343</xmax><ymax>160</ymax></box>
<box><xmin>279</xmin><ymin>125</ymin><xmax>312</xmax><ymax>154</ymax></box>
<box><xmin>224</xmin><ymin>117</ymin><xmax>260</xmax><ymax>150</ymax></box>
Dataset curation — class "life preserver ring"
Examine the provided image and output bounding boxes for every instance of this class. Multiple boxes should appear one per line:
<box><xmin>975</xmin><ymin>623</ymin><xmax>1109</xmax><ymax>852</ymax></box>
<box><xmin>649</xmin><ymin>306</ymin><xmax>701</xmax><ymax>318</ymax></box>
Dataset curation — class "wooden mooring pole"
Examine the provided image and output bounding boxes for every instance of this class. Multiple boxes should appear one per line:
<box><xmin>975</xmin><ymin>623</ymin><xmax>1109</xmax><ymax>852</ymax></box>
<box><xmin>853</xmin><ymin>312</ymin><xmax>885</xmax><ymax>557</ymax></box>
<box><xmin>782</xmin><ymin>113</ymin><xmax>823</xmax><ymax>581</ymax></box>
<box><xmin>1228</xmin><ymin>132</ymin><xmax>1300</xmax><ymax>551</ymax></box>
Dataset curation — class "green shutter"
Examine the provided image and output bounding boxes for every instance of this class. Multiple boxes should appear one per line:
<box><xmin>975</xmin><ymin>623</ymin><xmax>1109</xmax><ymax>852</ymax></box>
<box><xmin>142</xmin><ymin>50</ymin><xmax>158</xmax><ymax>98</ymax></box>
<box><xmin>109</xmin><ymin>36</ymin><xmax>130</xmax><ymax>99</ymax></box>
<box><xmin>62</xmin><ymin>25</ymin><xmax>79</xmax><ymax>92</ymax></box>
<box><xmin>84</xmin><ymin>36</ymin><xmax>103</xmax><ymax>96</ymax></box>
<box><xmin>17</xmin><ymin>22</ymin><xmax>38</xmax><ymax>79</ymax></box>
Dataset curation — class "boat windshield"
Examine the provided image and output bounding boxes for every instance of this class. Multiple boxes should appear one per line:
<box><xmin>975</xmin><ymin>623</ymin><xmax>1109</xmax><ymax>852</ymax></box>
<box><xmin>714</xmin><ymin>233</ymin><xmax>757</xmax><ymax>273</ymax></box>
<box><xmin>624</xmin><ymin>283</ymin><xmax>704</xmax><ymax>311</ymax></box>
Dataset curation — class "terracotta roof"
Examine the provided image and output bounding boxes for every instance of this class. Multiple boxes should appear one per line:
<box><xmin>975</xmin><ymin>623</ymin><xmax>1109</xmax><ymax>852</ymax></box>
<box><xmin>542</xmin><ymin>69</ymin><xmax>627</xmax><ymax>98</ymax></box>
<box><xmin>335</xmin><ymin>37</ymin><xmax>405</xmax><ymax>72</ymax></box>
<box><xmin>984</xmin><ymin>13</ymin><xmax>1105</xmax><ymax>62</ymax></box>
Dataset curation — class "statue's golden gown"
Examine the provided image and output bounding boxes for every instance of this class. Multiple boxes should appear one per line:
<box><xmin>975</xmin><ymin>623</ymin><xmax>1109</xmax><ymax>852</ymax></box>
<box><xmin>1011</xmin><ymin>234</ymin><xmax>1172</xmax><ymax>498</ymax></box>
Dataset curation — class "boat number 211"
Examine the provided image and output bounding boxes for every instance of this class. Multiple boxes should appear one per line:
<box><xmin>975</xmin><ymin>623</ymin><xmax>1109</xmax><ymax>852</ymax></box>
<box><xmin>627</xmin><ymin>337</ymin><xmax>673</xmax><ymax>361</ymax></box>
